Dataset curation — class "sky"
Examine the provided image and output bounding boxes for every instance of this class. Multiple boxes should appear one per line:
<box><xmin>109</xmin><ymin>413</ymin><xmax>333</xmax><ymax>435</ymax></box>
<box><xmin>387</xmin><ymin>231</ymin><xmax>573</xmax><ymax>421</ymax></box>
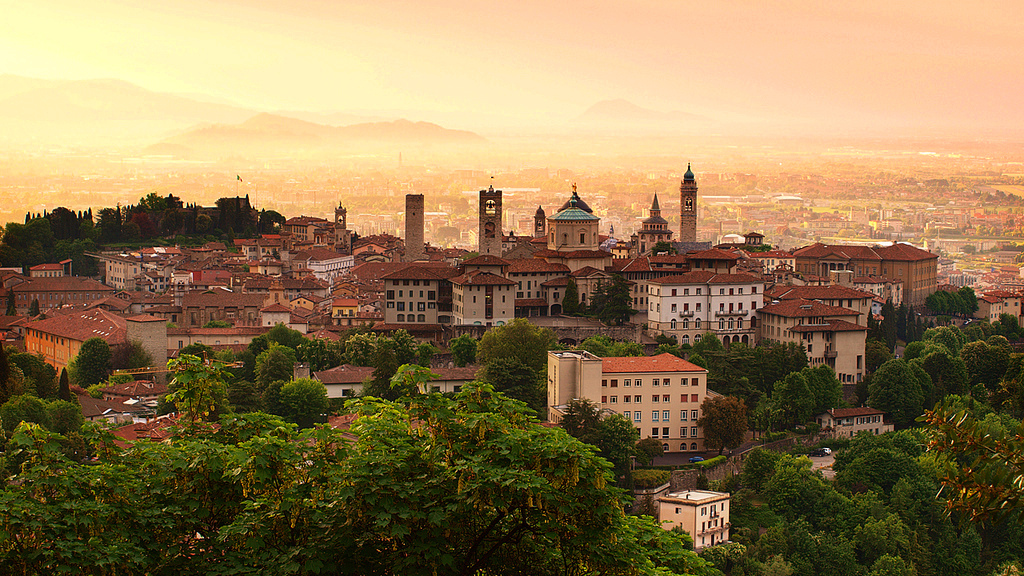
<box><xmin>1</xmin><ymin>0</ymin><xmax>1022</xmax><ymax>135</ymax></box>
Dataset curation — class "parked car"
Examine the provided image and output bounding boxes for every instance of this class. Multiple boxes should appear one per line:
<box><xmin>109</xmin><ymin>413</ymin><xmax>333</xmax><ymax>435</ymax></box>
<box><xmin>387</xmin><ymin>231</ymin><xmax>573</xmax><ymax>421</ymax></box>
<box><xmin>808</xmin><ymin>448</ymin><xmax>827</xmax><ymax>457</ymax></box>
<box><xmin>688</xmin><ymin>456</ymin><xmax>704</xmax><ymax>463</ymax></box>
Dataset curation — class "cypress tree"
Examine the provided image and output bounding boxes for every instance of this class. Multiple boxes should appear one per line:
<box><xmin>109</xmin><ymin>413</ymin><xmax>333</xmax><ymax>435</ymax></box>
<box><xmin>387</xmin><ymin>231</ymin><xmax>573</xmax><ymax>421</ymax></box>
<box><xmin>0</xmin><ymin>345</ymin><xmax>10</xmax><ymax>405</ymax></box>
<box><xmin>59</xmin><ymin>368</ymin><xmax>71</xmax><ymax>402</ymax></box>
<box><xmin>563</xmin><ymin>278</ymin><xmax>580</xmax><ymax>315</ymax></box>
<box><xmin>29</xmin><ymin>299</ymin><xmax>40</xmax><ymax>317</ymax></box>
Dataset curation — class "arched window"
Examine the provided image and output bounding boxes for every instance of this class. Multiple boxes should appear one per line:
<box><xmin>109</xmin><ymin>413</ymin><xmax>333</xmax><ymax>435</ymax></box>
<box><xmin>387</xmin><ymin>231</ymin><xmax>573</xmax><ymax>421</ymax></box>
<box><xmin>670</xmin><ymin>319</ymin><xmax>677</xmax><ymax>329</ymax></box>
<box><xmin>418</xmin><ymin>314</ymin><xmax>426</xmax><ymax>322</ymax></box>
<box><xmin>662</xmin><ymin>443</ymin><xmax>669</xmax><ymax>452</ymax></box>
<box><xmin>695</xmin><ymin>319</ymin><xmax>701</xmax><ymax>329</ymax></box>
<box><xmin>690</xmin><ymin>442</ymin><xmax>698</xmax><ymax>451</ymax></box>
<box><xmin>397</xmin><ymin>314</ymin><xmax>405</xmax><ymax>322</ymax></box>
<box><xmin>681</xmin><ymin>335</ymin><xmax>690</xmax><ymax>345</ymax></box>
<box><xmin>682</xmin><ymin>318</ymin><xmax>689</xmax><ymax>329</ymax></box>
<box><xmin>485</xmin><ymin>199</ymin><xmax>497</xmax><ymax>215</ymax></box>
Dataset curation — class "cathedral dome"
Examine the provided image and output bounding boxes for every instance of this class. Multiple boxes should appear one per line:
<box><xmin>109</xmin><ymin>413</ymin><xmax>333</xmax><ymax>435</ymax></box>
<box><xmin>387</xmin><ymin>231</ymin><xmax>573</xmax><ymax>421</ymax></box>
<box><xmin>558</xmin><ymin>190</ymin><xmax>593</xmax><ymax>214</ymax></box>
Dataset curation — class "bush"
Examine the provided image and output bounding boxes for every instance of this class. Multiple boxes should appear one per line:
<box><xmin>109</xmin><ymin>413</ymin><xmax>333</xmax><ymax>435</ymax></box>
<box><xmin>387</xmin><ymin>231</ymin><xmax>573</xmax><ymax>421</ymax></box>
<box><xmin>762</xmin><ymin>431</ymin><xmax>788</xmax><ymax>443</ymax></box>
<box><xmin>695</xmin><ymin>455</ymin><xmax>727</xmax><ymax>469</ymax></box>
<box><xmin>633</xmin><ymin>469</ymin><xmax>671</xmax><ymax>489</ymax></box>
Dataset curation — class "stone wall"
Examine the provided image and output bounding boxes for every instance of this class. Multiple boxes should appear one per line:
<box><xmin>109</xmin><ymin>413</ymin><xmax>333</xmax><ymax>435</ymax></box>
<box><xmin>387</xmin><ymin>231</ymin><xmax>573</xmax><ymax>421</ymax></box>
<box><xmin>669</xmin><ymin>433</ymin><xmax>827</xmax><ymax>491</ymax></box>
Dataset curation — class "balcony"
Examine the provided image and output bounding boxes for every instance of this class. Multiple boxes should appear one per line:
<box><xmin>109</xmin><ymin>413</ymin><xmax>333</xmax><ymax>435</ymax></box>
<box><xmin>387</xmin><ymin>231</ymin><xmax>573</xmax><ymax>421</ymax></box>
<box><xmin>678</xmin><ymin>310</ymin><xmax>695</xmax><ymax>317</ymax></box>
<box><xmin>714</xmin><ymin>310</ymin><xmax>749</xmax><ymax>317</ymax></box>
<box><xmin>697</xmin><ymin>522</ymin><xmax>731</xmax><ymax>536</ymax></box>
<box><xmin>824</xmin><ymin>349</ymin><xmax>838</xmax><ymax>358</ymax></box>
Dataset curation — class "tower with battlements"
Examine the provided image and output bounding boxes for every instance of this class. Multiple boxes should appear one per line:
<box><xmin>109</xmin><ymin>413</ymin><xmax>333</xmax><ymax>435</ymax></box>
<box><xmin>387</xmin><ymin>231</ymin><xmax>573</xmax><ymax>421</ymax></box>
<box><xmin>478</xmin><ymin>185</ymin><xmax>503</xmax><ymax>256</ymax></box>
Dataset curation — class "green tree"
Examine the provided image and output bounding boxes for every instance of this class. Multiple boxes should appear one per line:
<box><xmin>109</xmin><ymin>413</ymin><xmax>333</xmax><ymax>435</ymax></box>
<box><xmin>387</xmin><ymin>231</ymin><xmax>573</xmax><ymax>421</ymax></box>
<box><xmin>28</xmin><ymin>298</ymin><xmax>39</xmax><ymax>316</ymax></box>
<box><xmin>277</xmin><ymin>378</ymin><xmax>331</xmax><ymax>428</ymax></box>
<box><xmin>75</xmin><ymin>337</ymin><xmax>112</xmax><ymax>387</ymax></box>
<box><xmin>559</xmin><ymin>398</ymin><xmax>639</xmax><ymax>487</ymax></box>
<box><xmin>480</xmin><ymin>356</ymin><xmax>545</xmax><ymax>416</ymax></box>
<box><xmin>0</xmin><ymin>394</ymin><xmax>51</xmax><ymax>433</ymax></box>
<box><xmin>164</xmin><ymin>354</ymin><xmax>230</xmax><ymax>424</ymax></box>
<box><xmin>697</xmin><ymin>395</ymin><xmax>748</xmax><ymax>455</ymax></box>
<box><xmin>880</xmin><ymin>300</ymin><xmax>897</xmax><ymax>351</ymax></box>
<box><xmin>588</xmin><ymin>274</ymin><xmax>637</xmax><ymax>326</ymax></box>
<box><xmin>416</xmin><ymin>342</ymin><xmax>438</xmax><ymax>367</ymax></box>
<box><xmin>868</xmin><ymin>359</ymin><xmax>931</xmax><ymax>428</ymax></box>
<box><xmin>562</xmin><ymin>277</ymin><xmax>581</xmax><ymax>315</ymax></box>
<box><xmin>771</xmin><ymin>372</ymin><xmax>814</xmax><ymax>428</ymax></box>
<box><xmin>46</xmin><ymin>400</ymin><xmax>83</xmax><ymax>436</ymax></box>
<box><xmin>203</xmin><ymin>319</ymin><xmax>232</xmax><ymax>328</ymax></box>
<box><xmin>650</xmin><ymin>240</ymin><xmax>677</xmax><ymax>255</ymax></box>
<box><xmin>8</xmin><ymin>352</ymin><xmax>58</xmax><ymax>399</ymax></box>
<box><xmin>5</xmin><ymin>291</ymin><xmax>15</xmax><ymax>316</ymax></box>
<box><xmin>742</xmin><ymin>447</ymin><xmax>783</xmax><ymax>493</ymax></box>
<box><xmin>255</xmin><ymin>344</ymin><xmax>295</xmax><ymax>389</ymax></box>
<box><xmin>179</xmin><ymin>342</ymin><xmax>215</xmax><ymax>360</ymax></box>
<box><xmin>961</xmin><ymin>337</ymin><xmax>1011</xmax><ymax>391</ymax></box>
<box><xmin>449</xmin><ymin>334</ymin><xmax>477</xmax><ymax>367</ymax></box>
<box><xmin>58</xmin><ymin>368</ymin><xmax>71</xmax><ymax>402</ymax></box>
<box><xmin>866</xmin><ymin>340</ymin><xmax>893</xmax><ymax>373</ymax></box>
<box><xmin>477</xmin><ymin>318</ymin><xmax>556</xmax><ymax>374</ymax></box>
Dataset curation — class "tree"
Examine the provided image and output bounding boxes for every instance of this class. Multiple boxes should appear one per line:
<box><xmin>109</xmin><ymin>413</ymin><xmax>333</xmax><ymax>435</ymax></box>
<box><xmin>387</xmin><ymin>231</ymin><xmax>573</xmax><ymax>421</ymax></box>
<box><xmin>961</xmin><ymin>339</ymin><xmax>1010</xmax><ymax>391</ymax></box>
<box><xmin>5</xmin><ymin>291</ymin><xmax>15</xmax><ymax>316</ymax></box>
<box><xmin>0</xmin><ymin>394</ymin><xmax>51</xmax><ymax>433</ymax></box>
<box><xmin>416</xmin><ymin>342</ymin><xmax>438</xmax><ymax>367</ymax></box>
<box><xmin>179</xmin><ymin>342</ymin><xmax>215</xmax><ymax>360</ymax></box>
<box><xmin>558</xmin><ymin>398</ymin><xmax>640</xmax><ymax>486</ymax></box>
<box><xmin>697</xmin><ymin>395</ymin><xmax>748</xmax><ymax>455</ymax></box>
<box><xmin>480</xmin><ymin>356</ymin><xmax>545</xmax><ymax>415</ymax></box>
<box><xmin>203</xmin><ymin>319</ymin><xmax>232</xmax><ymax>328</ymax></box>
<box><xmin>868</xmin><ymin>359</ymin><xmax>931</xmax><ymax>428</ymax></box>
<box><xmin>477</xmin><ymin>319</ymin><xmax>556</xmax><ymax>374</ymax></box>
<box><xmin>650</xmin><ymin>240</ymin><xmax>677</xmax><ymax>255</ymax></box>
<box><xmin>562</xmin><ymin>277</ymin><xmax>581</xmax><ymax>315</ymax></box>
<box><xmin>741</xmin><ymin>447</ymin><xmax>783</xmax><ymax>493</ymax></box>
<box><xmin>771</xmin><ymin>372</ymin><xmax>814</xmax><ymax>428</ymax></box>
<box><xmin>164</xmin><ymin>354</ymin><xmax>230</xmax><ymax>424</ymax></box>
<box><xmin>28</xmin><ymin>298</ymin><xmax>39</xmax><ymax>317</ymax></box>
<box><xmin>255</xmin><ymin>343</ymin><xmax>295</xmax><ymax>389</ymax></box>
<box><xmin>276</xmin><ymin>378</ymin><xmax>331</xmax><ymax>428</ymax></box>
<box><xmin>75</xmin><ymin>337</ymin><xmax>112</xmax><ymax>387</ymax></box>
<box><xmin>588</xmin><ymin>274</ymin><xmax>637</xmax><ymax>326</ymax></box>
<box><xmin>880</xmin><ymin>300</ymin><xmax>897</xmax><ymax>351</ymax></box>
<box><xmin>8</xmin><ymin>352</ymin><xmax>57</xmax><ymax>399</ymax></box>
<box><xmin>803</xmin><ymin>365</ymin><xmax>843</xmax><ymax>415</ymax></box>
<box><xmin>449</xmin><ymin>334</ymin><xmax>477</xmax><ymax>367</ymax></box>
<box><xmin>865</xmin><ymin>340</ymin><xmax>892</xmax><ymax>373</ymax></box>
<box><xmin>58</xmin><ymin>368</ymin><xmax>71</xmax><ymax>402</ymax></box>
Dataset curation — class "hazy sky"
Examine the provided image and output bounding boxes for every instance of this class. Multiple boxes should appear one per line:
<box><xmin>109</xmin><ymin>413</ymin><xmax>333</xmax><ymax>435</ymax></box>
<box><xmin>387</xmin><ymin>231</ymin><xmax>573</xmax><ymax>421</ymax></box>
<box><xmin>2</xmin><ymin>0</ymin><xmax>1022</xmax><ymax>133</ymax></box>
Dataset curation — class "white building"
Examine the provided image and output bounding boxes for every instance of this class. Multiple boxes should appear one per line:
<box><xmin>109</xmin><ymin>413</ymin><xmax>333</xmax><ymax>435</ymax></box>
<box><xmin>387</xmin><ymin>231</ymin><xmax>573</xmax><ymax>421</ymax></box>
<box><xmin>646</xmin><ymin>271</ymin><xmax>764</xmax><ymax>347</ymax></box>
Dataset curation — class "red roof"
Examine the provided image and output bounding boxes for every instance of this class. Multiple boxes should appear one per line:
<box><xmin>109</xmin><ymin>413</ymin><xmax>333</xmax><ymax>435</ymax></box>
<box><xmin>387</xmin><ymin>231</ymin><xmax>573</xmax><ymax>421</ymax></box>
<box><xmin>789</xmin><ymin>319</ymin><xmax>868</xmax><ymax>332</ymax></box>
<box><xmin>450</xmin><ymin>270</ymin><xmax>516</xmax><ymax>286</ymax></box>
<box><xmin>686</xmin><ymin>248</ymin><xmax>741</xmax><ymax>261</ymax></box>
<box><xmin>766</xmin><ymin>285</ymin><xmax>874</xmax><ymax>301</ymax></box>
<box><xmin>826</xmin><ymin>407</ymin><xmax>887</xmax><ymax>418</ymax></box>
<box><xmin>602</xmin><ymin>353</ymin><xmax>706</xmax><ymax>374</ymax></box>
<box><xmin>508</xmin><ymin>258</ymin><xmax>570</xmax><ymax>274</ymax></box>
<box><xmin>758</xmin><ymin>299</ymin><xmax>860</xmax><ymax>318</ymax></box>
<box><xmin>462</xmin><ymin>255</ymin><xmax>511</xmax><ymax>266</ymax></box>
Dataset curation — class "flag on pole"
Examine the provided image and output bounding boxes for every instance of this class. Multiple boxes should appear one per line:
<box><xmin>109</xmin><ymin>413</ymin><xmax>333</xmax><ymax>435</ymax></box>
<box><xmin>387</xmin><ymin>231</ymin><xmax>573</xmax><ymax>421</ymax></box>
<box><xmin>237</xmin><ymin>175</ymin><xmax>243</xmax><ymax>182</ymax></box>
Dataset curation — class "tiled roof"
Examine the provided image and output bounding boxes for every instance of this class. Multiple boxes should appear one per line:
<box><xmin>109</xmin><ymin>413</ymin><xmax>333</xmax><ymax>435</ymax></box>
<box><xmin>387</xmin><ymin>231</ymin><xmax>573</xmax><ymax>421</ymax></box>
<box><xmin>826</xmin><ymin>407</ymin><xmax>887</xmax><ymax>418</ymax></box>
<box><xmin>450</xmin><ymin>270</ymin><xmax>516</xmax><ymax>286</ymax></box>
<box><xmin>602</xmin><ymin>353</ymin><xmax>706</xmax><ymax>374</ymax></box>
<box><xmin>650</xmin><ymin>271</ymin><xmax>760</xmax><ymax>285</ymax></box>
<box><xmin>569</xmin><ymin>266</ymin><xmax>609</xmax><ymax>278</ymax></box>
<box><xmin>686</xmin><ymin>248</ymin><xmax>741</xmax><ymax>261</ymax></box>
<box><xmin>378</xmin><ymin>263</ymin><xmax>459</xmax><ymax>281</ymax></box>
<box><xmin>766</xmin><ymin>285</ymin><xmax>874</xmax><ymax>301</ymax></box>
<box><xmin>292</xmin><ymin>248</ymin><xmax>347</xmax><ymax>262</ymax></box>
<box><xmin>462</xmin><ymin>255</ymin><xmax>511</xmax><ymax>267</ymax></box>
<box><xmin>515</xmin><ymin>298</ymin><xmax>549</xmax><ymax>306</ymax></box>
<box><xmin>12</xmin><ymin>276</ymin><xmax>115</xmax><ymax>293</ymax></box>
<box><xmin>758</xmin><ymin>299</ymin><xmax>860</xmax><ymax>318</ymax></box>
<box><xmin>101</xmin><ymin>379</ymin><xmax>168</xmax><ymax>398</ymax></box>
<box><xmin>789</xmin><ymin>319</ymin><xmax>868</xmax><ymax>332</ymax></box>
<box><xmin>332</xmin><ymin>298</ymin><xmax>359</xmax><ymax>307</ymax></box>
<box><xmin>261</xmin><ymin>303</ymin><xmax>292</xmax><ymax>313</ymax></box>
<box><xmin>541</xmin><ymin>277</ymin><xmax>570</xmax><ymax>287</ymax></box>
<box><xmin>314</xmin><ymin>364</ymin><xmax>377</xmax><ymax>384</ymax></box>
<box><xmin>183</xmin><ymin>291</ymin><xmax>266</xmax><ymax>309</ymax></box>
<box><xmin>508</xmin><ymin>259</ymin><xmax>570</xmax><ymax>274</ymax></box>
<box><xmin>25</xmin><ymin>309</ymin><xmax>127</xmax><ymax>343</ymax></box>
<box><xmin>792</xmin><ymin>243</ymin><xmax>882</xmax><ymax>261</ymax></box>
<box><xmin>167</xmin><ymin>326</ymin><xmax>269</xmax><ymax>336</ymax></box>
<box><xmin>873</xmin><ymin>243</ymin><xmax>938</xmax><ymax>262</ymax></box>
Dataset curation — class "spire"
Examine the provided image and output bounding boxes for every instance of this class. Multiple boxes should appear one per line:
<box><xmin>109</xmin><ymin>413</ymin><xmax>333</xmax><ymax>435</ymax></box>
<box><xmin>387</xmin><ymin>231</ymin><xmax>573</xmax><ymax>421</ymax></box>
<box><xmin>651</xmin><ymin>193</ymin><xmax>661</xmax><ymax>211</ymax></box>
<box><xmin>684</xmin><ymin>163</ymin><xmax>695</xmax><ymax>181</ymax></box>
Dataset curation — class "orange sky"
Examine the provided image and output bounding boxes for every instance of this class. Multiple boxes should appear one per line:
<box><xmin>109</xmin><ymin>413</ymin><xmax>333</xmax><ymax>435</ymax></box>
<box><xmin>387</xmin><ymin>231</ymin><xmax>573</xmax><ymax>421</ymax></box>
<box><xmin>2</xmin><ymin>0</ymin><xmax>1022</xmax><ymax>135</ymax></box>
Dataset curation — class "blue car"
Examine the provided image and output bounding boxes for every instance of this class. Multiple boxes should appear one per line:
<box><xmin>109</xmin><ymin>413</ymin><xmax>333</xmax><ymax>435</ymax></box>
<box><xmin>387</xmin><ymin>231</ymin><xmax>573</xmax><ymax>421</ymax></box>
<box><xmin>688</xmin><ymin>456</ymin><xmax>704</xmax><ymax>463</ymax></box>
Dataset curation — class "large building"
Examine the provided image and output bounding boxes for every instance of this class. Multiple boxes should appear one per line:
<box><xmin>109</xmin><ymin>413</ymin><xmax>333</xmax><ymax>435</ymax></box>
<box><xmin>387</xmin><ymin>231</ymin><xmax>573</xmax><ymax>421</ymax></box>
<box><xmin>792</xmin><ymin>242</ymin><xmax>938</xmax><ymax>307</ymax></box>
<box><xmin>547</xmin><ymin>351</ymin><xmax>711</xmax><ymax>453</ymax></box>
<box><xmin>646</xmin><ymin>271</ymin><xmax>764</xmax><ymax>347</ymax></box>
<box><xmin>637</xmin><ymin>194</ymin><xmax>673</xmax><ymax>254</ymax></box>
<box><xmin>404</xmin><ymin>194</ymin><xmax>425</xmax><ymax>262</ymax></box>
<box><xmin>757</xmin><ymin>299</ymin><xmax>867</xmax><ymax>384</ymax></box>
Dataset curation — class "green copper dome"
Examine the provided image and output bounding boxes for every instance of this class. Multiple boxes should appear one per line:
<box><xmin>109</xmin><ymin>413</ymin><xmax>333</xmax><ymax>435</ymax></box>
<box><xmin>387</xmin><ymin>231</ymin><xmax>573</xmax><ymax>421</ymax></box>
<box><xmin>683</xmin><ymin>163</ymin><xmax>695</xmax><ymax>181</ymax></box>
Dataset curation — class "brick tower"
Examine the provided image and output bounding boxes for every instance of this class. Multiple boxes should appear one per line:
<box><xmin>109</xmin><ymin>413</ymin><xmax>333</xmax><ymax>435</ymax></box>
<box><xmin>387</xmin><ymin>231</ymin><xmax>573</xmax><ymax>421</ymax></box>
<box><xmin>679</xmin><ymin>163</ymin><xmax>698</xmax><ymax>243</ymax></box>
<box><xmin>534</xmin><ymin>206</ymin><xmax>546</xmax><ymax>238</ymax></box>
<box><xmin>478</xmin><ymin>185</ymin><xmax>502</xmax><ymax>256</ymax></box>
<box><xmin>404</xmin><ymin>194</ymin><xmax>425</xmax><ymax>261</ymax></box>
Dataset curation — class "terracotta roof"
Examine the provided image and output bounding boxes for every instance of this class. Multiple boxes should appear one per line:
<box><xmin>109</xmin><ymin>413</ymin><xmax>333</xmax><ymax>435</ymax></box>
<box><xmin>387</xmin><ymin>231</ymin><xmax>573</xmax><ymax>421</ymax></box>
<box><xmin>450</xmin><ymin>270</ymin><xmax>516</xmax><ymax>286</ymax></box>
<box><xmin>462</xmin><ymin>255</ymin><xmax>511</xmax><ymax>267</ymax></box>
<box><xmin>649</xmin><ymin>255</ymin><xmax>691</xmax><ymax>265</ymax></box>
<box><xmin>792</xmin><ymin>243</ymin><xmax>882</xmax><ymax>261</ymax></box>
<box><xmin>570</xmin><ymin>266</ymin><xmax>609</xmax><ymax>278</ymax></box>
<box><xmin>649</xmin><ymin>271</ymin><xmax>761</xmax><ymax>285</ymax></box>
<box><xmin>183</xmin><ymin>291</ymin><xmax>266</xmax><ymax>309</ymax></box>
<box><xmin>101</xmin><ymin>379</ymin><xmax>168</xmax><ymax>398</ymax></box>
<box><xmin>314</xmin><ymin>364</ymin><xmax>377</xmax><ymax>384</ymax></box>
<box><xmin>332</xmin><ymin>298</ymin><xmax>359</xmax><ymax>307</ymax></box>
<box><xmin>125</xmin><ymin>314</ymin><xmax>166</xmax><ymax>323</ymax></box>
<box><xmin>789</xmin><ymin>319</ymin><xmax>868</xmax><ymax>332</ymax></box>
<box><xmin>378</xmin><ymin>263</ymin><xmax>459</xmax><ymax>281</ymax></box>
<box><xmin>261</xmin><ymin>303</ymin><xmax>292</xmax><ymax>313</ymax></box>
<box><xmin>292</xmin><ymin>248</ymin><xmax>347</xmax><ymax>262</ymax></box>
<box><xmin>167</xmin><ymin>326</ymin><xmax>269</xmax><ymax>336</ymax></box>
<box><xmin>766</xmin><ymin>285</ymin><xmax>874</xmax><ymax>301</ymax></box>
<box><xmin>24</xmin><ymin>309</ymin><xmax>127</xmax><ymax>343</ymax></box>
<box><xmin>12</xmin><ymin>276</ymin><xmax>115</xmax><ymax>293</ymax></box>
<box><xmin>758</xmin><ymin>299</ymin><xmax>860</xmax><ymax>318</ymax></box>
<box><xmin>515</xmin><ymin>298</ymin><xmax>549</xmax><ymax>307</ymax></box>
<box><xmin>825</xmin><ymin>407</ymin><xmax>888</xmax><ymax>418</ymax></box>
<box><xmin>560</xmin><ymin>250</ymin><xmax>612</xmax><ymax>259</ymax></box>
<box><xmin>428</xmin><ymin>366</ymin><xmax>481</xmax><ymax>381</ymax></box>
<box><xmin>508</xmin><ymin>259</ymin><xmax>570</xmax><ymax>274</ymax></box>
<box><xmin>541</xmin><ymin>277</ymin><xmax>570</xmax><ymax>287</ymax></box>
<box><xmin>601</xmin><ymin>353</ymin><xmax>706</xmax><ymax>374</ymax></box>
<box><xmin>686</xmin><ymin>248</ymin><xmax>741</xmax><ymax>261</ymax></box>
<box><xmin>873</xmin><ymin>243</ymin><xmax>938</xmax><ymax>262</ymax></box>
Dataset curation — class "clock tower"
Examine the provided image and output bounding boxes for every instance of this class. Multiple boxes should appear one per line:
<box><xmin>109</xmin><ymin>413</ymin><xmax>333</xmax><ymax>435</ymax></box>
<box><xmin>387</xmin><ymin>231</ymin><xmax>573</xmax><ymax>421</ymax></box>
<box><xmin>679</xmin><ymin>163</ymin><xmax>698</xmax><ymax>243</ymax></box>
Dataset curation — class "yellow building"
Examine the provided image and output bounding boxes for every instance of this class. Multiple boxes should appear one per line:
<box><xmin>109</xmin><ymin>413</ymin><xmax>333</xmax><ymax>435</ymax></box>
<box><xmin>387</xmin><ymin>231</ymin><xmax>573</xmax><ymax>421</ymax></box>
<box><xmin>658</xmin><ymin>490</ymin><xmax>731</xmax><ymax>550</ymax></box>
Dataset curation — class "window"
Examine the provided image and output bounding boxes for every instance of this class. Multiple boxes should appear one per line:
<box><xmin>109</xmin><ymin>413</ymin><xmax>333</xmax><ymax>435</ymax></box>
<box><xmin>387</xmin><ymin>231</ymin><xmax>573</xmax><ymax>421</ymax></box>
<box><xmin>681</xmin><ymin>395</ymin><xmax>688</xmax><ymax>403</ymax></box>
<box><xmin>610</xmin><ymin>396</ymin><xmax>617</xmax><ymax>403</ymax></box>
<box><xmin>684</xmin><ymin>288</ymin><xmax>690</xmax><ymax>295</ymax></box>
<box><xmin>691</xmin><ymin>442</ymin><xmax>698</xmax><ymax>451</ymax></box>
<box><xmin>652</xmin><ymin>428</ymin><xmax>659</xmax><ymax>438</ymax></box>
<box><xmin>624</xmin><ymin>379</ymin><xmax>631</xmax><ymax>387</ymax></box>
<box><xmin>397</xmin><ymin>314</ymin><xmax>405</xmax><ymax>321</ymax></box>
<box><xmin>633</xmin><ymin>412</ymin><xmax>641</xmax><ymax>422</ymax></box>
<box><xmin>691</xmin><ymin>426</ymin><xmax>698</xmax><ymax>437</ymax></box>
<box><xmin>720</xmin><ymin>288</ymin><xmax>725</xmax><ymax>295</ymax></box>
<box><xmin>662</xmin><ymin>427</ymin><xmax>669</xmax><ymax>438</ymax></box>
<box><xmin>681</xmin><ymin>378</ymin><xmax>688</xmax><ymax>386</ymax></box>
<box><xmin>624</xmin><ymin>396</ymin><xmax>631</xmax><ymax>403</ymax></box>
<box><xmin>652</xmin><ymin>395</ymin><xmax>659</xmax><ymax>403</ymax></box>
<box><xmin>634</xmin><ymin>395</ymin><xmax>641</xmax><ymax>403</ymax></box>
<box><xmin>635</xmin><ymin>379</ymin><xmax>642</xmax><ymax>387</ymax></box>
<box><xmin>681</xmin><ymin>427</ymin><xmax>687</xmax><ymax>437</ymax></box>
<box><xmin>652</xmin><ymin>411</ymin><xmax>660</xmax><ymax>422</ymax></box>
<box><xmin>662</xmin><ymin>410</ymin><xmax>670</xmax><ymax>421</ymax></box>
<box><xmin>601</xmin><ymin>396</ymin><xmax>607</xmax><ymax>403</ymax></box>
<box><xmin>691</xmin><ymin>410</ymin><xmax>698</xmax><ymax>420</ymax></box>
<box><xmin>397</xmin><ymin>302</ymin><xmax>405</xmax><ymax>311</ymax></box>
<box><xmin>663</xmin><ymin>378</ymin><xmax>670</xmax><ymax>386</ymax></box>
<box><xmin>623</xmin><ymin>411</ymin><xmax>631</xmax><ymax>420</ymax></box>
<box><xmin>602</xmin><ymin>379</ymin><xmax>607</xmax><ymax>387</ymax></box>
<box><xmin>611</xmin><ymin>379</ymin><xmax>618</xmax><ymax>387</ymax></box>
<box><xmin>653</xmin><ymin>379</ymin><xmax>659</xmax><ymax>387</ymax></box>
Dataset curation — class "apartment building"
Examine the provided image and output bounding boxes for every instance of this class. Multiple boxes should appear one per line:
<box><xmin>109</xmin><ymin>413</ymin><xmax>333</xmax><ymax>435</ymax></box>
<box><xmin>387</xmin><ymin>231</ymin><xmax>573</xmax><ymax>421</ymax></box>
<box><xmin>646</xmin><ymin>271</ymin><xmax>764</xmax><ymax>347</ymax></box>
<box><xmin>816</xmin><ymin>407</ymin><xmax>893</xmax><ymax>438</ymax></box>
<box><xmin>11</xmin><ymin>277</ymin><xmax>116</xmax><ymax>314</ymax></box>
<box><xmin>451</xmin><ymin>270</ymin><xmax>516</xmax><ymax>326</ymax></box>
<box><xmin>658</xmin><ymin>490</ymin><xmax>731</xmax><ymax>551</ymax></box>
<box><xmin>381</xmin><ymin>265</ymin><xmax>457</xmax><ymax>325</ymax></box>
<box><xmin>758</xmin><ymin>299</ymin><xmax>866</xmax><ymax>383</ymax></box>
<box><xmin>547</xmin><ymin>351</ymin><xmax>710</xmax><ymax>453</ymax></box>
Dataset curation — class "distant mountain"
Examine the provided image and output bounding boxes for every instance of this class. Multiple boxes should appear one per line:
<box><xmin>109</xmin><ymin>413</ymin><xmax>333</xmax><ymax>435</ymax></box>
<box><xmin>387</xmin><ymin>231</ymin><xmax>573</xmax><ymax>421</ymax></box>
<box><xmin>0</xmin><ymin>75</ymin><xmax>257</xmax><ymax>146</ymax></box>
<box><xmin>150</xmin><ymin>113</ymin><xmax>486</xmax><ymax>158</ymax></box>
<box><xmin>573</xmin><ymin>99</ymin><xmax>709</xmax><ymax>133</ymax></box>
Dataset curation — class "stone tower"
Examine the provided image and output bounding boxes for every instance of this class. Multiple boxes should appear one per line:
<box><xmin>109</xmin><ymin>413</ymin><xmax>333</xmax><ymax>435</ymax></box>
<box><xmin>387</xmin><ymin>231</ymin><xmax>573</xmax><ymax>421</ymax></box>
<box><xmin>534</xmin><ymin>206</ymin><xmax>546</xmax><ymax>238</ymax></box>
<box><xmin>333</xmin><ymin>202</ymin><xmax>352</xmax><ymax>254</ymax></box>
<box><xmin>478</xmin><ymin>185</ymin><xmax>502</xmax><ymax>256</ymax></box>
<box><xmin>404</xmin><ymin>193</ymin><xmax>425</xmax><ymax>262</ymax></box>
<box><xmin>679</xmin><ymin>163</ymin><xmax>698</xmax><ymax>243</ymax></box>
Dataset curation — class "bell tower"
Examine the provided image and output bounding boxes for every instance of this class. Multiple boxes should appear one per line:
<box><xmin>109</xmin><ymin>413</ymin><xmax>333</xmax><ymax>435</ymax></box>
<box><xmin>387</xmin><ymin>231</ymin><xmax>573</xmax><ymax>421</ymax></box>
<box><xmin>534</xmin><ymin>206</ymin><xmax>546</xmax><ymax>238</ymax></box>
<box><xmin>679</xmin><ymin>163</ymin><xmax>698</xmax><ymax>243</ymax></box>
<box><xmin>478</xmin><ymin>185</ymin><xmax>503</xmax><ymax>256</ymax></box>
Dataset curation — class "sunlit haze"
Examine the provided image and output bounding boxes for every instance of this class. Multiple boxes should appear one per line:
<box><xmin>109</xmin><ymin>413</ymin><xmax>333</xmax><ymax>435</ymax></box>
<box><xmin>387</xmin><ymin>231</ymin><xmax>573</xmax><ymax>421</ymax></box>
<box><xmin>3</xmin><ymin>0</ymin><xmax>1023</xmax><ymax>136</ymax></box>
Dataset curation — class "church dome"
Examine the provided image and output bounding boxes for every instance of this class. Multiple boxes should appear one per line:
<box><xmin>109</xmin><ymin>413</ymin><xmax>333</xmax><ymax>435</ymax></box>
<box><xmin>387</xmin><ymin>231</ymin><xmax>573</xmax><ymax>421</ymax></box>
<box><xmin>683</xmin><ymin>163</ymin><xmax>695</xmax><ymax>181</ymax></box>
<box><xmin>558</xmin><ymin>190</ymin><xmax>593</xmax><ymax>214</ymax></box>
